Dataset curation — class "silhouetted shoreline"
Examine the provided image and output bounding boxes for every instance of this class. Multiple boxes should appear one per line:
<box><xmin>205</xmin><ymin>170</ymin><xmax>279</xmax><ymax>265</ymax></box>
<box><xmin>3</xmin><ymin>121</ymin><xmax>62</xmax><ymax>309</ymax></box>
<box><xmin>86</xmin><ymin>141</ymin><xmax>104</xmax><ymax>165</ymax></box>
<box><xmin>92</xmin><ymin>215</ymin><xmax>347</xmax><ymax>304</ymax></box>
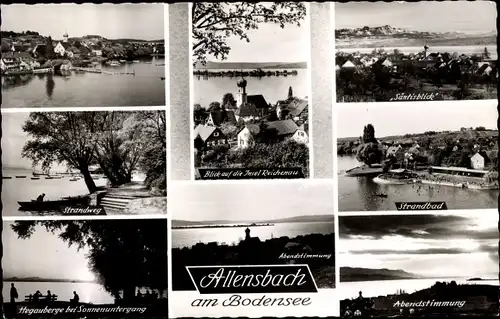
<box><xmin>172</xmin><ymin>232</ymin><xmax>335</xmax><ymax>291</ymax></box>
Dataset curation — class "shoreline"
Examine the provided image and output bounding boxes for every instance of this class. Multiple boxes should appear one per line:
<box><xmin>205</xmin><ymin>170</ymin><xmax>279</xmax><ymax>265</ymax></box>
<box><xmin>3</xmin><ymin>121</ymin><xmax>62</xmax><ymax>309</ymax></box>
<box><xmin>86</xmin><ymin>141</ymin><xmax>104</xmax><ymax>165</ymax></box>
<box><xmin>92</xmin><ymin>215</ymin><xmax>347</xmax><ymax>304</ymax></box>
<box><xmin>172</xmin><ymin>223</ymin><xmax>273</xmax><ymax>230</ymax></box>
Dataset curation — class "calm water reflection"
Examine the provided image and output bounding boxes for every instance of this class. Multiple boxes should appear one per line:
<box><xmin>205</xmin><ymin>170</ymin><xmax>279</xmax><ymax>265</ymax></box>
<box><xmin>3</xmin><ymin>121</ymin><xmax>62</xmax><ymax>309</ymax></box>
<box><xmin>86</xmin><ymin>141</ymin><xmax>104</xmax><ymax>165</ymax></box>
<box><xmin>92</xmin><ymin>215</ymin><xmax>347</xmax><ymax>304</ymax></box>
<box><xmin>2</xmin><ymin>58</ymin><xmax>165</xmax><ymax>108</ymax></box>
<box><xmin>193</xmin><ymin>70</ymin><xmax>308</xmax><ymax>106</ymax></box>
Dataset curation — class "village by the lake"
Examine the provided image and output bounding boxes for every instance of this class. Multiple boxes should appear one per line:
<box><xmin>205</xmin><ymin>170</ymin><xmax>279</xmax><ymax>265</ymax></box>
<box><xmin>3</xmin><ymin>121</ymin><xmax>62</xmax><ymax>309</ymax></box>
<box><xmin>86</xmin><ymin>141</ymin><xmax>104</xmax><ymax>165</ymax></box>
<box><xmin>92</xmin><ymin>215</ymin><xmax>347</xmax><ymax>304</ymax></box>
<box><xmin>335</xmin><ymin>2</ymin><xmax>497</xmax><ymax>102</ymax></box>
<box><xmin>1</xmin><ymin>4</ymin><xmax>165</xmax><ymax>107</ymax></box>
<box><xmin>337</xmin><ymin>103</ymin><xmax>498</xmax><ymax>212</ymax></box>
<box><xmin>191</xmin><ymin>2</ymin><xmax>310</xmax><ymax>179</ymax></box>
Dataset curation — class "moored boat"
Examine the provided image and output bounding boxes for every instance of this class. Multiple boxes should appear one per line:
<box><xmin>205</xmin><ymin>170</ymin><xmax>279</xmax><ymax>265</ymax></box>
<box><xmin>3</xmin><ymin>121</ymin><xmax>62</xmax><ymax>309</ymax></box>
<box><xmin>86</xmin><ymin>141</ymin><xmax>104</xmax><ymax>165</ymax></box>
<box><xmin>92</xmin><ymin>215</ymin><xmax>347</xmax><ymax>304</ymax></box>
<box><xmin>33</xmin><ymin>67</ymin><xmax>54</xmax><ymax>74</ymax></box>
<box><xmin>106</xmin><ymin>60</ymin><xmax>122</xmax><ymax>67</ymax></box>
<box><xmin>345</xmin><ymin>164</ymin><xmax>383</xmax><ymax>177</ymax></box>
<box><xmin>18</xmin><ymin>195</ymin><xmax>90</xmax><ymax>211</ymax></box>
<box><xmin>373</xmin><ymin>169</ymin><xmax>419</xmax><ymax>185</ymax></box>
<box><xmin>31</xmin><ymin>177</ymin><xmax>40</xmax><ymax>180</ymax></box>
<box><xmin>15</xmin><ymin>176</ymin><xmax>27</xmax><ymax>178</ymax></box>
<box><xmin>3</xmin><ymin>176</ymin><xmax>13</xmax><ymax>179</ymax></box>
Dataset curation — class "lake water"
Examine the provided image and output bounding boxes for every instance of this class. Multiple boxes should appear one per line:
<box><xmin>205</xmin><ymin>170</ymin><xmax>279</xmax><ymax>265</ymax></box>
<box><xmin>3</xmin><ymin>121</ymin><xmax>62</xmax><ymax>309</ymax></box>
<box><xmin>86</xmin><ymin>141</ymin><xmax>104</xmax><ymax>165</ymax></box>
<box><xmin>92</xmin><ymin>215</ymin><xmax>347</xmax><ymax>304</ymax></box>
<box><xmin>337</xmin><ymin>156</ymin><xmax>498</xmax><ymax>212</ymax></box>
<box><xmin>2</xmin><ymin>168</ymin><xmax>109</xmax><ymax>216</ymax></box>
<box><xmin>172</xmin><ymin>221</ymin><xmax>333</xmax><ymax>249</ymax></box>
<box><xmin>193</xmin><ymin>70</ymin><xmax>308</xmax><ymax>107</ymax></box>
<box><xmin>336</xmin><ymin>45</ymin><xmax>497</xmax><ymax>60</ymax></box>
<box><xmin>1</xmin><ymin>58</ymin><xmax>165</xmax><ymax>108</ymax></box>
<box><xmin>3</xmin><ymin>281</ymin><xmax>114</xmax><ymax>304</ymax></box>
<box><xmin>339</xmin><ymin>277</ymin><xmax>499</xmax><ymax>300</ymax></box>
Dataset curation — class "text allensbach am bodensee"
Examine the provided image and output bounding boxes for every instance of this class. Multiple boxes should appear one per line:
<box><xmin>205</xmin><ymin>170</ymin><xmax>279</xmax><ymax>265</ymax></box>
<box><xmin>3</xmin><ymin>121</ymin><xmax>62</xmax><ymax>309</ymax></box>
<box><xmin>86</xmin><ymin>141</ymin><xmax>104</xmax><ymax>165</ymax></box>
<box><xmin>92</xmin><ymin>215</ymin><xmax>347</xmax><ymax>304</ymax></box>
<box><xmin>199</xmin><ymin>268</ymin><xmax>307</xmax><ymax>289</ymax></box>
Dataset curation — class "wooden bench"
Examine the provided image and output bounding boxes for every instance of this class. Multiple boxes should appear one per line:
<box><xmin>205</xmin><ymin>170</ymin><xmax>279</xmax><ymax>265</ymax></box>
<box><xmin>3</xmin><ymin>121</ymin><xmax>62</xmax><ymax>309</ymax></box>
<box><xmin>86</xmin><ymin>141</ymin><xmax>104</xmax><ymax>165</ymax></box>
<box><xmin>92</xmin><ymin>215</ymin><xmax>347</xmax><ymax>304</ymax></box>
<box><xmin>24</xmin><ymin>294</ymin><xmax>58</xmax><ymax>302</ymax></box>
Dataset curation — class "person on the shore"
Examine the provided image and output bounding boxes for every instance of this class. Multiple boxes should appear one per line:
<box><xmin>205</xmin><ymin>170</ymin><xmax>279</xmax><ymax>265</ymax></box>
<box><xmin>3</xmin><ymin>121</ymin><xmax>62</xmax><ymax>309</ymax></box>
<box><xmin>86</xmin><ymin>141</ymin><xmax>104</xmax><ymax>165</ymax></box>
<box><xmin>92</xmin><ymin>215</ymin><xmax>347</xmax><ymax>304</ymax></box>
<box><xmin>36</xmin><ymin>193</ymin><xmax>45</xmax><ymax>201</ymax></box>
<box><xmin>70</xmin><ymin>291</ymin><xmax>80</xmax><ymax>304</ymax></box>
<box><xmin>46</xmin><ymin>290</ymin><xmax>52</xmax><ymax>302</ymax></box>
<box><xmin>33</xmin><ymin>290</ymin><xmax>42</xmax><ymax>302</ymax></box>
<box><xmin>10</xmin><ymin>283</ymin><xmax>18</xmax><ymax>303</ymax></box>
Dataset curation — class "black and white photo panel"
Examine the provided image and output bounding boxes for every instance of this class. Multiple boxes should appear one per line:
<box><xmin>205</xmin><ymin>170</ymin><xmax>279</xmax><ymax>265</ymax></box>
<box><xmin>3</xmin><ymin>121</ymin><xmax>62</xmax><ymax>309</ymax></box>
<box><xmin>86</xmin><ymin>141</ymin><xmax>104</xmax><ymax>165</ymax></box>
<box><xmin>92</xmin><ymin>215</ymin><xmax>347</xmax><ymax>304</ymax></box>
<box><xmin>338</xmin><ymin>212</ymin><xmax>498</xmax><ymax>318</ymax></box>
<box><xmin>169</xmin><ymin>180</ymin><xmax>337</xmax><ymax>317</ymax></box>
<box><xmin>1</xmin><ymin>110</ymin><xmax>167</xmax><ymax>217</ymax></box>
<box><xmin>337</xmin><ymin>101</ymin><xmax>498</xmax><ymax>213</ymax></box>
<box><xmin>1</xmin><ymin>3</ymin><xmax>166</xmax><ymax>108</ymax></box>
<box><xmin>334</xmin><ymin>1</ymin><xmax>497</xmax><ymax>103</ymax></box>
<box><xmin>2</xmin><ymin>218</ymin><xmax>169</xmax><ymax>319</ymax></box>
<box><xmin>191</xmin><ymin>2</ymin><xmax>311</xmax><ymax>180</ymax></box>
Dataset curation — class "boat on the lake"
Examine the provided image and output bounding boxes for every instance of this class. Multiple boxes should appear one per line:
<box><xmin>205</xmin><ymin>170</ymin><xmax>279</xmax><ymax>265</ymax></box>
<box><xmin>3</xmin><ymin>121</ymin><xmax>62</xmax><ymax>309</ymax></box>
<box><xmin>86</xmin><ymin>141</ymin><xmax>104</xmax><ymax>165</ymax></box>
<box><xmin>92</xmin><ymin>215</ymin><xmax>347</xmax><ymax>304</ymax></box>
<box><xmin>45</xmin><ymin>176</ymin><xmax>63</xmax><ymax>180</ymax></box>
<box><xmin>69</xmin><ymin>178</ymin><xmax>80</xmax><ymax>181</ymax></box>
<box><xmin>3</xmin><ymin>176</ymin><xmax>13</xmax><ymax>179</ymax></box>
<box><xmin>33</xmin><ymin>67</ymin><xmax>54</xmax><ymax>74</ymax></box>
<box><xmin>373</xmin><ymin>168</ymin><xmax>419</xmax><ymax>185</ymax></box>
<box><xmin>106</xmin><ymin>60</ymin><xmax>122</xmax><ymax>67</ymax></box>
<box><xmin>345</xmin><ymin>164</ymin><xmax>383</xmax><ymax>177</ymax></box>
<box><xmin>30</xmin><ymin>177</ymin><xmax>40</xmax><ymax>180</ymax></box>
<box><xmin>15</xmin><ymin>176</ymin><xmax>27</xmax><ymax>178</ymax></box>
<box><xmin>18</xmin><ymin>195</ymin><xmax>90</xmax><ymax>211</ymax></box>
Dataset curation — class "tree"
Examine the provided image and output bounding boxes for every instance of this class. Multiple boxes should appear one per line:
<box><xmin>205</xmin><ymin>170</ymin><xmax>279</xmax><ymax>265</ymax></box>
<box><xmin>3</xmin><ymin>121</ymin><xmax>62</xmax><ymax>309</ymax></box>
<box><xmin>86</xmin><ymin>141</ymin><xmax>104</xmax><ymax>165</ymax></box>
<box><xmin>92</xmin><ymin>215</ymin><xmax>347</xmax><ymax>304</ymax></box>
<box><xmin>119</xmin><ymin>111</ymin><xmax>167</xmax><ymax>193</ymax></box>
<box><xmin>192</xmin><ymin>2</ymin><xmax>306</xmax><ymax>65</ymax></box>
<box><xmin>21</xmin><ymin>111</ymin><xmax>161</xmax><ymax>194</ymax></box>
<box><xmin>10</xmin><ymin>220</ymin><xmax>168</xmax><ymax>302</ymax></box>
<box><xmin>356</xmin><ymin>143</ymin><xmax>383</xmax><ymax>166</ymax></box>
<box><xmin>208</xmin><ymin>101</ymin><xmax>222</xmax><ymax>112</ymax></box>
<box><xmin>220</xmin><ymin>122</ymin><xmax>239</xmax><ymax>141</ymax></box>
<box><xmin>362</xmin><ymin>124</ymin><xmax>377</xmax><ymax>144</ymax></box>
<box><xmin>193</xmin><ymin>104</ymin><xmax>208</xmax><ymax>125</ymax></box>
<box><xmin>22</xmin><ymin>112</ymin><xmax>102</xmax><ymax>193</ymax></box>
<box><xmin>222</xmin><ymin>93</ymin><xmax>237</xmax><ymax>109</ymax></box>
<box><xmin>45</xmin><ymin>36</ymin><xmax>56</xmax><ymax>59</ymax></box>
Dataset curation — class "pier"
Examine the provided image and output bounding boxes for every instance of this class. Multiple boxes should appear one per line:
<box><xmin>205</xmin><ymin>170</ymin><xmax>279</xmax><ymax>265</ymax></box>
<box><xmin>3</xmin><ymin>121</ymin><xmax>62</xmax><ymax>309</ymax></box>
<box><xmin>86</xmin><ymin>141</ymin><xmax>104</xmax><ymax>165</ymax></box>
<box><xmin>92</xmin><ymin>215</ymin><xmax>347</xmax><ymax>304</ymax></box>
<box><xmin>71</xmin><ymin>67</ymin><xmax>135</xmax><ymax>76</ymax></box>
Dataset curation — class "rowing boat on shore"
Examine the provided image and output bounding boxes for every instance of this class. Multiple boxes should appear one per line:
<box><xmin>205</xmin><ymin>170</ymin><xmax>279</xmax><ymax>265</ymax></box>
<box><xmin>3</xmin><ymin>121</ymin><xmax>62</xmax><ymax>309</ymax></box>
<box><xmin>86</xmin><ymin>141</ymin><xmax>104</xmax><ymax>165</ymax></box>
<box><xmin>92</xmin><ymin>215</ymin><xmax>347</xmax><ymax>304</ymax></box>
<box><xmin>18</xmin><ymin>195</ymin><xmax>90</xmax><ymax>211</ymax></box>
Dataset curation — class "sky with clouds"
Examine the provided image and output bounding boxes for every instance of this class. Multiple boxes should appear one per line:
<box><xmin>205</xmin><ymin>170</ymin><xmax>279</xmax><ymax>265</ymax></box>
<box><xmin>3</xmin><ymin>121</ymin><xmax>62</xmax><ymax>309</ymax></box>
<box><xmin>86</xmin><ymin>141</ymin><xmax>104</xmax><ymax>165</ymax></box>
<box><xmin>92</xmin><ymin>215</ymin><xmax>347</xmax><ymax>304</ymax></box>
<box><xmin>338</xmin><ymin>212</ymin><xmax>498</xmax><ymax>280</ymax></box>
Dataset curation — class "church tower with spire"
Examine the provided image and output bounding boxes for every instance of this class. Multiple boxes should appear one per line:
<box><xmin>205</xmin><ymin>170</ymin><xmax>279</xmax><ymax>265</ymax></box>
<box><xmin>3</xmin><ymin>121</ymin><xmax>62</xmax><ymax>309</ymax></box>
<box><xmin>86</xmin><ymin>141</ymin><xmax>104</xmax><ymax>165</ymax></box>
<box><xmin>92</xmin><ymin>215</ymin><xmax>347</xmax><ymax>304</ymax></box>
<box><xmin>63</xmin><ymin>31</ymin><xmax>69</xmax><ymax>43</ymax></box>
<box><xmin>236</xmin><ymin>77</ymin><xmax>248</xmax><ymax>107</ymax></box>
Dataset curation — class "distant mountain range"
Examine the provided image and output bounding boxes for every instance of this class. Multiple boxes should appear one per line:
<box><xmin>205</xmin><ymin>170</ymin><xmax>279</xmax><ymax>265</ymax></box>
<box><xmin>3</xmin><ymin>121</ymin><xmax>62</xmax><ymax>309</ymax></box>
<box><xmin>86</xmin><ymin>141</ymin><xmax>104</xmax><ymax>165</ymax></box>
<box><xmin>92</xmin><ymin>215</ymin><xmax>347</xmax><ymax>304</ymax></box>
<box><xmin>335</xmin><ymin>25</ymin><xmax>496</xmax><ymax>48</ymax></box>
<box><xmin>341</xmin><ymin>267</ymin><xmax>421</xmax><ymax>282</ymax></box>
<box><xmin>194</xmin><ymin>61</ymin><xmax>307</xmax><ymax>70</ymax></box>
<box><xmin>172</xmin><ymin>214</ymin><xmax>333</xmax><ymax>228</ymax></box>
<box><xmin>4</xmin><ymin>276</ymin><xmax>95</xmax><ymax>283</ymax></box>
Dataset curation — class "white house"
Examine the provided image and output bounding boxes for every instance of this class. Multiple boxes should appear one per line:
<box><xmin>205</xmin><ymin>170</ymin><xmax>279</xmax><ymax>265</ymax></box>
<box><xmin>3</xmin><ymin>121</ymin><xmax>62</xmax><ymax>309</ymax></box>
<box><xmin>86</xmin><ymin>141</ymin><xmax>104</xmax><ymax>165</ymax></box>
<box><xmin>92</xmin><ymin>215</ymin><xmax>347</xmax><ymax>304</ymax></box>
<box><xmin>470</xmin><ymin>153</ymin><xmax>485</xmax><ymax>170</ymax></box>
<box><xmin>237</xmin><ymin>119</ymin><xmax>308</xmax><ymax>149</ymax></box>
<box><xmin>54</xmin><ymin>42</ymin><xmax>70</xmax><ymax>56</ymax></box>
<box><xmin>341</xmin><ymin>60</ymin><xmax>356</xmax><ymax>69</ymax></box>
<box><xmin>92</xmin><ymin>49</ymin><xmax>103</xmax><ymax>56</ymax></box>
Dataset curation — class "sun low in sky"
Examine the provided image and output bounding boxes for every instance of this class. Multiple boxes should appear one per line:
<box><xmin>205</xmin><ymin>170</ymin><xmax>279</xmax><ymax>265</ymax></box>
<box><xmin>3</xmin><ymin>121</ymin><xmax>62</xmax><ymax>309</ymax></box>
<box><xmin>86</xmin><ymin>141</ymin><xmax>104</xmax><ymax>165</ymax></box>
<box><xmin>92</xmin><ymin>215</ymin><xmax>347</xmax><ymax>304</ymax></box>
<box><xmin>3</xmin><ymin>222</ymin><xmax>95</xmax><ymax>282</ymax></box>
